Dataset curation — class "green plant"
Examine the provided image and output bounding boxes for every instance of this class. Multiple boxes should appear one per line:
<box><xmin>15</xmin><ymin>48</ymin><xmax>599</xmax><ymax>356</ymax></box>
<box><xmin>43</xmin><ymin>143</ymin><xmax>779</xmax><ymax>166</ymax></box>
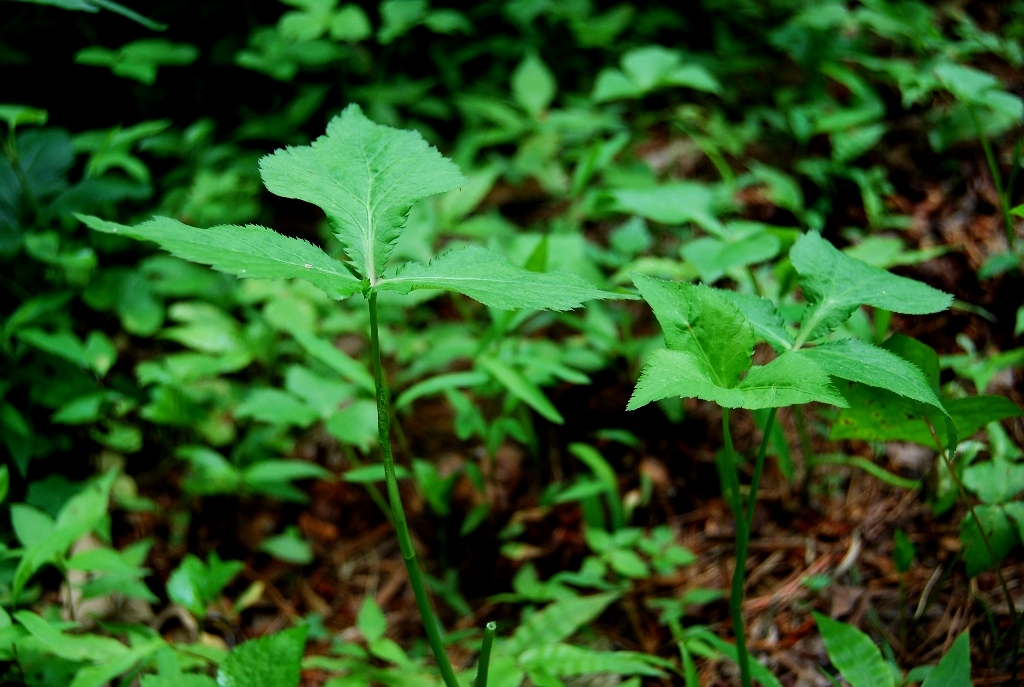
<box><xmin>627</xmin><ymin>232</ymin><xmax>953</xmax><ymax>687</ymax></box>
<box><xmin>82</xmin><ymin>104</ymin><xmax>627</xmax><ymax>687</ymax></box>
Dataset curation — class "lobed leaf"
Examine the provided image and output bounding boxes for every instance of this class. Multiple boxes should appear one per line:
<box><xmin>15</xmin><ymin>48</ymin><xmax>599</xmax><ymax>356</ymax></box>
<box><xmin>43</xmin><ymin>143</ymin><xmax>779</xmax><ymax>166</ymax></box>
<box><xmin>791</xmin><ymin>232</ymin><xmax>951</xmax><ymax>343</ymax></box>
<box><xmin>718</xmin><ymin>290</ymin><xmax>793</xmax><ymax>352</ymax></box>
<box><xmin>217</xmin><ymin>625</ymin><xmax>308</xmax><ymax>687</ymax></box>
<box><xmin>259</xmin><ymin>103</ymin><xmax>466</xmax><ymax>281</ymax></box>
<box><xmin>377</xmin><ymin>244</ymin><xmax>628</xmax><ymax>311</ymax></box>
<box><xmin>80</xmin><ymin>215</ymin><xmax>361</xmax><ymax>300</ymax></box>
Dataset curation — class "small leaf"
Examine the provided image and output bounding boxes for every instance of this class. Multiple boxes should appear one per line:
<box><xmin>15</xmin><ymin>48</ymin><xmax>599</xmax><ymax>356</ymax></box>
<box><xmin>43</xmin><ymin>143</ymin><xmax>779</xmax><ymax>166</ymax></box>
<box><xmin>512</xmin><ymin>53</ymin><xmax>557</xmax><ymax>117</ymax></box>
<box><xmin>960</xmin><ymin>504</ymin><xmax>1017</xmax><ymax>576</ymax></box>
<box><xmin>216</xmin><ymin>626</ymin><xmax>307</xmax><ymax>687</ymax></box>
<box><xmin>260</xmin><ymin>104</ymin><xmax>466</xmax><ymax>281</ymax></box>
<box><xmin>791</xmin><ymin>233</ymin><xmax>951</xmax><ymax>342</ymax></box>
<box><xmin>80</xmin><ymin>215</ymin><xmax>361</xmax><ymax>300</ymax></box>
<box><xmin>501</xmin><ymin>592</ymin><xmax>619</xmax><ymax>657</ymax></box>
<box><xmin>893</xmin><ymin>529</ymin><xmax>915</xmax><ymax>573</ymax></box>
<box><xmin>479</xmin><ymin>356</ymin><xmax>564</xmax><ymax>424</ymax></box>
<box><xmin>357</xmin><ymin>597</ymin><xmax>387</xmax><ymax>643</ymax></box>
<box><xmin>814</xmin><ymin>613</ymin><xmax>895</xmax><ymax>687</ymax></box>
<box><xmin>921</xmin><ymin>632</ymin><xmax>971</xmax><ymax>687</ymax></box>
<box><xmin>377</xmin><ymin>245</ymin><xmax>627</xmax><ymax>311</ymax></box>
<box><xmin>167</xmin><ymin>552</ymin><xmax>243</xmax><ymax>618</ymax></box>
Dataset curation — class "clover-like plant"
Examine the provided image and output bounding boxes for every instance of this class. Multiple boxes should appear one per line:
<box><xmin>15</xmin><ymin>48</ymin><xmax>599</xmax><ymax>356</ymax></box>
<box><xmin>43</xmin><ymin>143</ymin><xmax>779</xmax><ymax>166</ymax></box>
<box><xmin>627</xmin><ymin>232</ymin><xmax>953</xmax><ymax>687</ymax></box>
<box><xmin>81</xmin><ymin>104</ymin><xmax>625</xmax><ymax>687</ymax></box>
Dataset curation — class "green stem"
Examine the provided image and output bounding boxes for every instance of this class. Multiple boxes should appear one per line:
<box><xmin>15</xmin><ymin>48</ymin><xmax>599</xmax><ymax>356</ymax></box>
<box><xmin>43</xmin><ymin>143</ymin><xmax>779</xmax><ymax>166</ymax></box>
<box><xmin>745</xmin><ymin>408</ymin><xmax>776</xmax><ymax>535</ymax></box>
<box><xmin>369</xmin><ymin>293</ymin><xmax>459</xmax><ymax>687</ymax></box>
<box><xmin>968</xmin><ymin>105</ymin><xmax>1016</xmax><ymax>249</ymax></box>
<box><xmin>473</xmin><ymin>621</ymin><xmax>496</xmax><ymax>687</ymax></box>
<box><xmin>719</xmin><ymin>409</ymin><xmax>753</xmax><ymax>687</ymax></box>
<box><xmin>794</xmin><ymin>405</ymin><xmax>813</xmax><ymax>475</ymax></box>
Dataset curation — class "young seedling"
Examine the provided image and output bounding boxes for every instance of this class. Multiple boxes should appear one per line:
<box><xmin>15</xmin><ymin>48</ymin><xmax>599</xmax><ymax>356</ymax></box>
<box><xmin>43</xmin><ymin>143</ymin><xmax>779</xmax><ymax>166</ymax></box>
<box><xmin>81</xmin><ymin>104</ymin><xmax>626</xmax><ymax>687</ymax></box>
<box><xmin>627</xmin><ymin>232</ymin><xmax>952</xmax><ymax>687</ymax></box>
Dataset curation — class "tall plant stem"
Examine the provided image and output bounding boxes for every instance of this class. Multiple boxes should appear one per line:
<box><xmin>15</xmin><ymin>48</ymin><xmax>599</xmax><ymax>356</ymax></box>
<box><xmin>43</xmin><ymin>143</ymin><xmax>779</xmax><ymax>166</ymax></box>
<box><xmin>718</xmin><ymin>408</ymin><xmax>753</xmax><ymax>687</ymax></box>
<box><xmin>473</xmin><ymin>621</ymin><xmax>496</xmax><ymax>687</ymax></box>
<box><xmin>369</xmin><ymin>293</ymin><xmax>460</xmax><ymax>687</ymax></box>
<box><xmin>968</xmin><ymin>106</ymin><xmax>1016</xmax><ymax>248</ymax></box>
<box><xmin>745</xmin><ymin>409</ymin><xmax>777</xmax><ymax>534</ymax></box>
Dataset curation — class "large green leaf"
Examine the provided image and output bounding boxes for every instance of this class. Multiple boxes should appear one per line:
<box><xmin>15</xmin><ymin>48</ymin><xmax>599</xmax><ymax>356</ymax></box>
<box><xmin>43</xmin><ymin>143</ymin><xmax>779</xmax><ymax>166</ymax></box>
<box><xmin>377</xmin><ymin>245</ymin><xmax>626</xmax><ymax>311</ymax></box>
<box><xmin>719</xmin><ymin>291</ymin><xmax>794</xmax><ymax>352</ymax></box>
<box><xmin>814</xmin><ymin>613</ymin><xmax>895</xmax><ymax>687</ymax></box>
<box><xmin>80</xmin><ymin>216</ymin><xmax>361</xmax><ymax>300</ymax></box>
<box><xmin>628</xmin><ymin>349</ymin><xmax>845</xmax><ymax>410</ymax></box>
<box><xmin>259</xmin><ymin>103</ymin><xmax>466</xmax><ymax>281</ymax></box>
<box><xmin>217</xmin><ymin>626</ymin><xmax>308</xmax><ymax>687</ymax></box>
<box><xmin>632</xmin><ymin>276</ymin><xmax>753</xmax><ymax>388</ymax></box>
<box><xmin>791</xmin><ymin>233</ymin><xmax>951</xmax><ymax>343</ymax></box>
<box><xmin>921</xmin><ymin>632</ymin><xmax>971</xmax><ymax>687</ymax></box>
<box><xmin>797</xmin><ymin>338</ymin><xmax>941</xmax><ymax>409</ymax></box>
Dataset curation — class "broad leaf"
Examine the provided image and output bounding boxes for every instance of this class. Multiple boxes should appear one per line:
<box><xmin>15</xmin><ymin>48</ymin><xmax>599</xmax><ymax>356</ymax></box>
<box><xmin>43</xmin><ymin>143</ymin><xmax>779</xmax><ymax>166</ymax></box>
<box><xmin>80</xmin><ymin>215</ymin><xmax>361</xmax><ymax>300</ymax></box>
<box><xmin>217</xmin><ymin>626</ymin><xmax>308</xmax><ymax>687</ymax></box>
<box><xmin>611</xmin><ymin>183</ymin><xmax>722</xmax><ymax>231</ymax></box>
<box><xmin>791</xmin><ymin>233</ymin><xmax>951</xmax><ymax>343</ymax></box>
<box><xmin>166</xmin><ymin>553</ymin><xmax>243</xmax><ymax>618</ymax></box>
<box><xmin>632</xmin><ymin>276</ymin><xmax>753</xmax><ymax>388</ymax></box>
<box><xmin>960</xmin><ymin>504</ymin><xmax>1017</xmax><ymax>576</ymax></box>
<box><xmin>259</xmin><ymin>103</ymin><xmax>466</xmax><ymax>281</ymax></box>
<box><xmin>921</xmin><ymin>632</ymin><xmax>971</xmax><ymax>687</ymax></box>
<box><xmin>719</xmin><ymin>290</ymin><xmax>794</xmax><ymax>352</ymax></box>
<box><xmin>628</xmin><ymin>349</ymin><xmax>845</xmax><ymax>410</ymax></box>
<box><xmin>377</xmin><ymin>245</ymin><xmax>626</xmax><ymax>311</ymax></box>
<box><xmin>797</xmin><ymin>338</ymin><xmax>942</xmax><ymax>410</ymax></box>
<box><xmin>814</xmin><ymin>613</ymin><xmax>895</xmax><ymax>687</ymax></box>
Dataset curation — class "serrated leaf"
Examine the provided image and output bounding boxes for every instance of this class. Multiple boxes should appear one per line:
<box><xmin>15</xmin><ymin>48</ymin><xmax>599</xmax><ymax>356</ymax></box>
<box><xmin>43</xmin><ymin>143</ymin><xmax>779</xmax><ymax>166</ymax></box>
<box><xmin>814</xmin><ymin>613</ymin><xmax>895</xmax><ymax>687</ymax></box>
<box><xmin>791</xmin><ymin>233</ymin><xmax>951</xmax><ymax>342</ymax></box>
<box><xmin>501</xmin><ymin>592</ymin><xmax>619</xmax><ymax>657</ymax></box>
<box><xmin>735</xmin><ymin>351</ymin><xmax>847</xmax><ymax>408</ymax></box>
<box><xmin>518</xmin><ymin>643</ymin><xmax>664</xmax><ymax>677</ymax></box>
<box><xmin>921</xmin><ymin>632</ymin><xmax>971</xmax><ymax>687</ymax></box>
<box><xmin>80</xmin><ymin>215</ymin><xmax>361</xmax><ymax>300</ymax></box>
<box><xmin>719</xmin><ymin>291</ymin><xmax>793</xmax><ymax>352</ymax></box>
<box><xmin>632</xmin><ymin>276</ymin><xmax>754</xmax><ymax>387</ymax></box>
<box><xmin>377</xmin><ymin>245</ymin><xmax>626</xmax><ymax>311</ymax></box>
<box><xmin>259</xmin><ymin>104</ymin><xmax>466</xmax><ymax>281</ymax></box>
<box><xmin>217</xmin><ymin>626</ymin><xmax>307</xmax><ymax>687</ymax></box>
<box><xmin>797</xmin><ymin>338</ymin><xmax>942</xmax><ymax>410</ymax></box>
<box><xmin>628</xmin><ymin>349</ymin><xmax>845</xmax><ymax>410</ymax></box>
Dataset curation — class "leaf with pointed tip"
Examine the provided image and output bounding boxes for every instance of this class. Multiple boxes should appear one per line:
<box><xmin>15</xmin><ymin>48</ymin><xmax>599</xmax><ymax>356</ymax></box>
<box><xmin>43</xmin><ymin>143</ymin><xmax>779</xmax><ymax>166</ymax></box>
<box><xmin>259</xmin><ymin>103</ymin><xmax>467</xmax><ymax>281</ymax></box>
<box><xmin>797</xmin><ymin>338</ymin><xmax>943</xmax><ymax>410</ymax></box>
<box><xmin>80</xmin><ymin>215</ymin><xmax>361</xmax><ymax>300</ymax></box>
<box><xmin>632</xmin><ymin>276</ymin><xmax>753</xmax><ymax>388</ymax></box>
<box><xmin>791</xmin><ymin>233</ymin><xmax>951</xmax><ymax>342</ymax></box>
<box><xmin>719</xmin><ymin>290</ymin><xmax>794</xmax><ymax>352</ymax></box>
<box><xmin>376</xmin><ymin>245</ymin><xmax>629</xmax><ymax>311</ymax></box>
<box><xmin>628</xmin><ymin>349</ymin><xmax>845</xmax><ymax>410</ymax></box>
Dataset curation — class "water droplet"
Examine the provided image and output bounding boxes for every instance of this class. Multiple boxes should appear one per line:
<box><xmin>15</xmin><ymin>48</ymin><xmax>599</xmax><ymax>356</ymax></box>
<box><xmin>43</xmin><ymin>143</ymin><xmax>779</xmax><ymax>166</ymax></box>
<box><xmin>304</xmin><ymin>263</ymin><xmax>313</xmax><ymax>268</ymax></box>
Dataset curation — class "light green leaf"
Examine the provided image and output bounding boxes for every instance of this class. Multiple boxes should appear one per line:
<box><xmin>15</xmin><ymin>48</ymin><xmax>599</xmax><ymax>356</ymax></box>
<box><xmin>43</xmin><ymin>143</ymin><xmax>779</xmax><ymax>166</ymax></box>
<box><xmin>357</xmin><ymin>597</ymin><xmax>387</xmax><ymax>643</ymax></box>
<box><xmin>70</xmin><ymin>638</ymin><xmax>164</xmax><ymax>687</ymax></box>
<box><xmin>234</xmin><ymin>389</ymin><xmax>319</xmax><ymax>428</ymax></box>
<box><xmin>259</xmin><ymin>530</ymin><xmax>313</xmax><ymax>565</ymax></box>
<box><xmin>395</xmin><ymin>370</ymin><xmax>489</xmax><ymax>409</ymax></box>
<box><xmin>814</xmin><ymin>613</ymin><xmax>895</xmax><ymax>687</ymax></box>
<box><xmin>15</xmin><ymin>611</ymin><xmax>129</xmax><ymax>662</ymax></box>
<box><xmin>518</xmin><ymin>643</ymin><xmax>664</xmax><ymax>677</ymax></box>
<box><xmin>377</xmin><ymin>245</ymin><xmax>626</xmax><ymax>311</ymax></box>
<box><xmin>736</xmin><ymin>351</ymin><xmax>847</xmax><ymax>408</ymax></box>
<box><xmin>259</xmin><ymin>104</ymin><xmax>466</xmax><ymax>281</ymax></box>
<box><xmin>512</xmin><ymin>53</ymin><xmax>557</xmax><ymax>117</ymax></box>
<box><xmin>680</xmin><ymin>233</ymin><xmax>779</xmax><ymax>283</ymax></box>
<box><xmin>80</xmin><ymin>215</ymin><xmax>361</xmax><ymax>300</ymax></box>
<box><xmin>632</xmin><ymin>276</ymin><xmax>754</xmax><ymax>387</ymax></box>
<box><xmin>217</xmin><ymin>626</ymin><xmax>307</xmax><ymax>687</ymax></box>
<box><xmin>628</xmin><ymin>349</ymin><xmax>742</xmax><ymax>410</ymax></box>
<box><xmin>479</xmin><ymin>356</ymin><xmax>563</xmax><ymax>424</ymax></box>
<box><xmin>719</xmin><ymin>291</ymin><xmax>793</xmax><ymax>352</ymax></box>
<box><xmin>167</xmin><ymin>553</ymin><xmax>243</xmax><ymax>618</ymax></box>
<box><xmin>921</xmin><ymin>632</ymin><xmax>971</xmax><ymax>687</ymax></box>
<box><xmin>960</xmin><ymin>504</ymin><xmax>1017</xmax><ymax>576</ymax></box>
<box><xmin>797</xmin><ymin>338</ymin><xmax>942</xmax><ymax>410</ymax></box>
<box><xmin>790</xmin><ymin>233</ymin><xmax>951</xmax><ymax>343</ymax></box>
<box><xmin>501</xmin><ymin>592</ymin><xmax>619</xmax><ymax>657</ymax></box>
<box><xmin>611</xmin><ymin>183</ymin><xmax>722</xmax><ymax>231</ymax></box>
